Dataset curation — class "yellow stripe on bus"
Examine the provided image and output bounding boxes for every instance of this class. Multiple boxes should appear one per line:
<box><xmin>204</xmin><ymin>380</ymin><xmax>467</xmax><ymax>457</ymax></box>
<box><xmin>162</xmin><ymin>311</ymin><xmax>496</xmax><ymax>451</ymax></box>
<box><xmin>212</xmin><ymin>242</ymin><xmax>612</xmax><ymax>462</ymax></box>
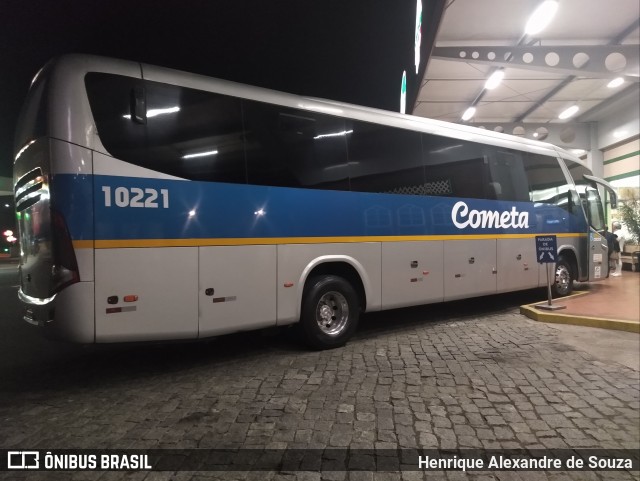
<box><xmin>74</xmin><ymin>233</ymin><xmax>587</xmax><ymax>249</ymax></box>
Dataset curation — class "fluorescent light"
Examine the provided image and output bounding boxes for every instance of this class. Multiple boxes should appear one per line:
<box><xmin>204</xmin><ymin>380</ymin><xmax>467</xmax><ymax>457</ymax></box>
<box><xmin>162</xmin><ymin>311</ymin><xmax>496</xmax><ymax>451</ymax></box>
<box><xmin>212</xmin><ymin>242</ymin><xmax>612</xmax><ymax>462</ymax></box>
<box><xmin>314</xmin><ymin>130</ymin><xmax>353</xmax><ymax>140</ymax></box>
<box><xmin>613</xmin><ymin>130</ymin><xmax>628</xmax><ymax>139</ymax></box>
<box><xmin>147</xmin><ymin>106</ymin><xmax>180</xmax><ymax>118</ymax></box>
<box><xmin>123</xmin><ymin>106</ymin><xmax>180</xmax><ymax>119</ymax></box>
<box><xmin>607</xmin><ymin>77</ymin><xmax>624</xmax><ymax>88</ymax></box>
<box><xmin>571</xmin><ymin>149</ymin><xmax>586</xmax><ymax>156</ymax></box>
<box><xmin>461</xmin><ymin>107</ymin><xmax>476</xmax><ymax>121</ymax></box>
<box><xmin>558</xmin><ymin>105</ymin><xmax>579</xmax><ymax>119</ymax></box>
<box><xmin>484</xmin><ymin>70</ymin><xmax>504</xmax><ymax>90</ymax></box>
<box><xmin>525</xmin><ymin>0</ymin><xmax>559</xmax><ymax>35</ymax></box>
<box><xmin>182</xmin><ymin>150</ymin><xmax>218</xmax><ymax>159</ymax></box>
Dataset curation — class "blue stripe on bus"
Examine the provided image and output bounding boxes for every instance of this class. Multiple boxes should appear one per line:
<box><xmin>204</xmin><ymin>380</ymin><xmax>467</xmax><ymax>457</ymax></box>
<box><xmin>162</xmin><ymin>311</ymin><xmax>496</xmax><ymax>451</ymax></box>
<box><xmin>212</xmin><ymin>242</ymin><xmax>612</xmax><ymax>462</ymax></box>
<box><xmin>52</xmin><ymin>174</ymin><xmax>587</xmax><ymax>241</ymax></box>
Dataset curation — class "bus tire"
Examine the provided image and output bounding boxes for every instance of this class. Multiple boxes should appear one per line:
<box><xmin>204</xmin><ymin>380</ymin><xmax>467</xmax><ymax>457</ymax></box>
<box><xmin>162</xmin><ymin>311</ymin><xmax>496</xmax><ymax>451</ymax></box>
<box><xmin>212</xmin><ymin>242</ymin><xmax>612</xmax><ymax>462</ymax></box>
<box><xmin>552</xmin><ymin>256</ymin><xmax>574</xmax><ymax>297</ymax></box>
<box><xmin>300</xmin><ymin>275</ymin><xmax>359</xmax><ymax>350</ymax></box>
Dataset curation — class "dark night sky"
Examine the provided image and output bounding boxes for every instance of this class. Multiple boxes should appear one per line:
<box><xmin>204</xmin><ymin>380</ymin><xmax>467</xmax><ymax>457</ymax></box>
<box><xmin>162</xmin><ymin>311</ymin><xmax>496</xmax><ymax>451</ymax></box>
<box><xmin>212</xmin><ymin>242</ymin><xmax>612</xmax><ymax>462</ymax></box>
<box><xmin>0</xmin><ymin>0</ymin><xmax>444</xmax><ymax>179</ymax></box>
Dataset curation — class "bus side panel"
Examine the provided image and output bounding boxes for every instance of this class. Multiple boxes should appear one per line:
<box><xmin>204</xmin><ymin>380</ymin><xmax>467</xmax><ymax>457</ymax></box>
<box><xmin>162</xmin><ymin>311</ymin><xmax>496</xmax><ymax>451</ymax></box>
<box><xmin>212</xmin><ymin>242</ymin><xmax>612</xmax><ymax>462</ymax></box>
<box><xmin>198</xmin><ymin>245</ymin><xmax>277</xmax><ymax>337</ymax></box>
<box><xmin>496</xmin><ymin>238</ymin><xmax>540</xmax><ymax>292</ymax></box>
<box><xmin>381</xmin><ymin>241</ymin><xmax>444</xmax><ymax>309</ymax></box>
<box><xmin>444</xmin><ymin>239</ymin><xmax>497</xmax><ymax>301</ymax></box>
<box><xmin>276</xmin><ymin>243</ymin><xmax>382</xmax><ymax>325</ymax></box>
<box><xmin>94</xmin><ymin>247</ymin><xmax>198</xmax><ymax>342</ymax></box>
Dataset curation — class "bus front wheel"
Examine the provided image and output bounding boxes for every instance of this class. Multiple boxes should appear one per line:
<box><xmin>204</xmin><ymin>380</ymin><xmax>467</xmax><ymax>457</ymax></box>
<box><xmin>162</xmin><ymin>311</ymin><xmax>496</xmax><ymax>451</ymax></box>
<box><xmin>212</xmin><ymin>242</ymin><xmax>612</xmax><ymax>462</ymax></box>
<box><xmin>552</xmin><ymin>257</ymin><xmax>574</xmax><ymax>297</ymax></box>
<box><xmin>300</xmin><ymin>275</ymin><xmax>359</xmax><ymax>349</ymax></box>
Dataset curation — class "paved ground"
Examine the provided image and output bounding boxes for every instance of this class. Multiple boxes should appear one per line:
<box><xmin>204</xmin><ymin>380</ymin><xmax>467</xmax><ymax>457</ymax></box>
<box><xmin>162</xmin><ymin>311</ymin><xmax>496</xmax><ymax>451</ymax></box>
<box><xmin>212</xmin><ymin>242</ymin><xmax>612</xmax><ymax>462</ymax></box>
<box><xmin>0</xmin><ymin>261</ymin><xmax>638</xmax><ymax>481</ymax></box>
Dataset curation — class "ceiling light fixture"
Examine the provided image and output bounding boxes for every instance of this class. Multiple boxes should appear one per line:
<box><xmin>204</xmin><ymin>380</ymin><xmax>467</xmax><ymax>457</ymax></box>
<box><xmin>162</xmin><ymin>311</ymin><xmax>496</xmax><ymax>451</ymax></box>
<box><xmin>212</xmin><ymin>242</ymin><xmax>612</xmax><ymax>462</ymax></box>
<box><xmin>558</xmin><ymin>105</ymin><xmax>579</xmax><ymax>119</ymax></box>
<box><xmin>484</xmin><ymin>70</ymin><xmax>505</xmax><ymax>90</ymax></box>
<box><xmin>613</xmin><ymin>130</ymin><xmax>628</xmax><ymax>139</ymax></box>
<box><xmin>607</xmin><ymin>77</ymin><xmax>624</xmax><ymax>88</ymax></box>
<box><xmin>524</xmin><ymin>0</ymin><xmax>559</xmax><ymax>35</ymax></box>
<box><xmin>461</xmin><ymin>107</ymin><xmax>476</xmax><ymax>121</ymax></box>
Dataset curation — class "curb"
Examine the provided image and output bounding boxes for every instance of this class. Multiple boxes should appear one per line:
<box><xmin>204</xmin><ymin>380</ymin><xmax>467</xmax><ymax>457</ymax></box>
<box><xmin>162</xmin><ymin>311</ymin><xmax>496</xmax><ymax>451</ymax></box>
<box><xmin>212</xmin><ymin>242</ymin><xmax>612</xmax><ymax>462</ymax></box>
<box><xmin>520</xmin><ymin>291</ymin><xmax>640</xmax><ymax>334</ymax></box>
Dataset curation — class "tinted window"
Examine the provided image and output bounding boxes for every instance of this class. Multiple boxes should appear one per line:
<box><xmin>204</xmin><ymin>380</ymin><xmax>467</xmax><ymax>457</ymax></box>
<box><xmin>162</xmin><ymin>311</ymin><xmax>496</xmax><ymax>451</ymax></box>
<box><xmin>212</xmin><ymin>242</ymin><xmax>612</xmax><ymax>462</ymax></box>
<box><xmin>85</xmin><ymin>73</ymin><xmax>146</xmax><ymax>162</ymax></box>
<box><xmin>243</xmin><ymin>101</ymin><xmax>349</xmax><ymax>190</ymax></box>
<box><xmin>487</xmin><ymin>149</ymin><xmax>530</xmax><ymax>202</ymax></box>
<box><xmin>145</xmin><ymin>82</ymin><xmax>246</xmax><ymax>183</ymax></box>
<box><xmin>421</xmin><ymin>134</ymin><xmax>489</xmax><ymax>199</ymax></box>
<box><xmin>347</xmin><ymin>121</ymin><xmax>424</xmax><ymax>194</ymax></box>
<box><xmin>522</xmin><ymin>154</ymin><xmax>572</xmax><ymax>212</ymax></box>
<box><xmin>86</xmin><ymin>74</ymin><xmax>246</xmax><ymax>183</ymax></box>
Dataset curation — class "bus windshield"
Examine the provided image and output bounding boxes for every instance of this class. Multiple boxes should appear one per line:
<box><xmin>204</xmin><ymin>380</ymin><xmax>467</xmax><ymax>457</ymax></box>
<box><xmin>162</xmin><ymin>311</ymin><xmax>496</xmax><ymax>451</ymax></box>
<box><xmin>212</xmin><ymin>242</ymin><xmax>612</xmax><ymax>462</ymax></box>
<box><xmin>565</xmin><ymin>159</ymin><xmax>606</xmax><ymax>231</ymax></box>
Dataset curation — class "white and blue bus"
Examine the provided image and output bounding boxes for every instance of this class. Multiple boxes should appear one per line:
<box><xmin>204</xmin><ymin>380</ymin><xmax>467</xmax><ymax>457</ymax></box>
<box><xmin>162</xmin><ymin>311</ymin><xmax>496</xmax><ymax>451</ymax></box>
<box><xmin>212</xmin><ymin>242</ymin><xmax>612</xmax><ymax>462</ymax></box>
<box><xmin>13</xmin><ymin>54</ymin><xmax>616</xmax><ymax>349</ymax></box>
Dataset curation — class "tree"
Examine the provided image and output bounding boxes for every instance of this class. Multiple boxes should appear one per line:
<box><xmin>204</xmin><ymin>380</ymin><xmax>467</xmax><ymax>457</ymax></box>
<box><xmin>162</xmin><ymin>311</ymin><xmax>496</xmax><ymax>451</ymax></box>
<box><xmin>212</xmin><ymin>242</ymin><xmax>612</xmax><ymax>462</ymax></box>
<box><xmin>617</xmin><ymin>194</ymin><xmax>640</xmax><ymax>244</ymax></box>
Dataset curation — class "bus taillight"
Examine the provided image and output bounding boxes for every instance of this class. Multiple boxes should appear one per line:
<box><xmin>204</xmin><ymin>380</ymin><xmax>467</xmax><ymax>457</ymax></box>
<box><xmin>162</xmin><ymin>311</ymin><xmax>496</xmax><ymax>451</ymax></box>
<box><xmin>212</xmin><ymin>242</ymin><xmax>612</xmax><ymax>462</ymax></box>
<box><xmin>51</xmin><ymin>208</ymin><xmax>79</xmax><ymax>293</ymax></box>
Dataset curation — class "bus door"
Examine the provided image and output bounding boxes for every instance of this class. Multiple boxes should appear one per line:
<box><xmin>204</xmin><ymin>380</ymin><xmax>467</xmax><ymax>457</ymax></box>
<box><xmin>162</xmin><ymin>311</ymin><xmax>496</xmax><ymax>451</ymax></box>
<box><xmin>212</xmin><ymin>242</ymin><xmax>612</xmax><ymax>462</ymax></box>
<box><xmin>580</xmin><ymin>175</ymin><xmax>617</xmax><ymax>280</ymax></box>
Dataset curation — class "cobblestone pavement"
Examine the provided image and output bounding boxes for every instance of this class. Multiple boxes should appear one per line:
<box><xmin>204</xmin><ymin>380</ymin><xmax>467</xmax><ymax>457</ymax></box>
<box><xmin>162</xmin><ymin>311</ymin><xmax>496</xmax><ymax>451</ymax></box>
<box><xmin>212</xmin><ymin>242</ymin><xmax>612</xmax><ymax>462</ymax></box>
<box><xmin>0</xmin><ymin>284</ymin><xmax>638</xmax><ymax>481</ymax></box>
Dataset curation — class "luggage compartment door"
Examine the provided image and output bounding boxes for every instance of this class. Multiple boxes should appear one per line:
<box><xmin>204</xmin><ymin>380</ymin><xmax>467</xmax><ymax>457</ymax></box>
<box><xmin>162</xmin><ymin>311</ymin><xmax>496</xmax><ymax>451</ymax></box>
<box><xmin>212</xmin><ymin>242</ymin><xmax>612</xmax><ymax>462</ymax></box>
<box><xmin>444</xmin><ymin>239</ymin><xmax>497</xmax><ymax>301</ymax></box>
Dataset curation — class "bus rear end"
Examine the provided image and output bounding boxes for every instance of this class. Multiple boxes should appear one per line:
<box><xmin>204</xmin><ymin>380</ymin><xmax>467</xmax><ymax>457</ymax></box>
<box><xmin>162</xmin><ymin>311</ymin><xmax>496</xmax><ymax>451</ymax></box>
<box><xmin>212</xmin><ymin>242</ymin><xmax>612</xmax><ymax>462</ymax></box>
<box><xmin>13</xmin><ymin>59</ymin><xmax>96</xmax><ymax>342</ymax></box>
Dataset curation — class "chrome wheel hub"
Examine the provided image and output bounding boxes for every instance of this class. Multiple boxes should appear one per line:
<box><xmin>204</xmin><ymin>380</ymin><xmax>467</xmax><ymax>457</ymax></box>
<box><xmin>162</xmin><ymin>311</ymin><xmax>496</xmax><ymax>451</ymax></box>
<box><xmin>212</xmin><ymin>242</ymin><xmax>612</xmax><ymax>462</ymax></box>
<box><xmin>315</xmin><ymin>291</ymin><xmax>349</xmax><ymax>336</ymax></box>
<box><xmin>555</xmin><ymin>264</ymin><xmax>570</xmax><ymax>294</ymax></box>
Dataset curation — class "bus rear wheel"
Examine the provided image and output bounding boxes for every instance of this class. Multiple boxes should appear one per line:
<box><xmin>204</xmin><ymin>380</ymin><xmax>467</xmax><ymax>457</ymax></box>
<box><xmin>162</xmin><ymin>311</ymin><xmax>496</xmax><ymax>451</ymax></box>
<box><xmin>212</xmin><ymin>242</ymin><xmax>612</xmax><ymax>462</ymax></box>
<box><xmin>300</xmin><ymin>275</ymin><xmax>359</xmax><ymax>350</ymax></box>
<box><xmin>552</xmin><ymin>256</ymin><xmax>574</xmax><ymax>297</ymax></box>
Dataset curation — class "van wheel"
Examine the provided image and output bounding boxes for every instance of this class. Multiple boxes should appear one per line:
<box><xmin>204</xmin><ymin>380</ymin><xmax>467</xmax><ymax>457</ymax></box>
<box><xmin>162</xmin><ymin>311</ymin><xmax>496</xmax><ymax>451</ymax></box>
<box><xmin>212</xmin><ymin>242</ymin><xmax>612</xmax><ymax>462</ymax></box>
<box><xmin>552</xmin><ymin>256</ymin><xmax>574</xmax><ymax>297</ymax></box>
<box><xmin>300</xmin><ymin>275</ymin><xmax>359</xmax><ymax>349</ymax></box>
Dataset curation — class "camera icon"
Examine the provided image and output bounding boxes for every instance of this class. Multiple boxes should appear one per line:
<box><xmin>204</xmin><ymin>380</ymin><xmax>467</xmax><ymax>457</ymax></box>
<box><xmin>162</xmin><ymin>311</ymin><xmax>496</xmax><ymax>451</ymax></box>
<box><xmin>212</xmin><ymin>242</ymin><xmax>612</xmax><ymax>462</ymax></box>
<box><xmin>7</xmin><ymin>451</ymin><xmax>40</xmax><ymax>469</ymax></box>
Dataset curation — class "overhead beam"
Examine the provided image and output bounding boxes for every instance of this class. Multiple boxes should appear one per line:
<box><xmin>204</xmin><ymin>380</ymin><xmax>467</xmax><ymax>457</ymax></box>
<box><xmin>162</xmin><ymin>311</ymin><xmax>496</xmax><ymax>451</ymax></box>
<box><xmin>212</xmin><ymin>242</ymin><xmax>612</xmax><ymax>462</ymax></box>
<box><xmin>513</xmin><ymin>76</ymin><xmax>574</xmax><ymax>123</ymax></box>
<box><xmin>432</xmin><ymin>45</ymin><xmax>639</xmax><ymax>80</ymax></box>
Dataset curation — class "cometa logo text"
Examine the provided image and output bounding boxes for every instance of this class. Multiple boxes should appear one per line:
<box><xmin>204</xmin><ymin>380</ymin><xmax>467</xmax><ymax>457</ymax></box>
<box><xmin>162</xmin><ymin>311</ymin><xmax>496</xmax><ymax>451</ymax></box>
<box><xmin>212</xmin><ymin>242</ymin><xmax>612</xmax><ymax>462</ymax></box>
<box><xmin>452</xmin><ymin>201</ymin><xmax>529</xmax><ymax>229</ymax></box>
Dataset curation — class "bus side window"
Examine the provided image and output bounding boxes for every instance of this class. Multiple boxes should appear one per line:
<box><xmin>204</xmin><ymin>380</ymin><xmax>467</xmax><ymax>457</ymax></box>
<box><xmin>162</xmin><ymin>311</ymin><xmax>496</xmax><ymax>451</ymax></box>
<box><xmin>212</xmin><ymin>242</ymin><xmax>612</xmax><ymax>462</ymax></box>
<box><xmin>346</xmin><ymin>121</ymin><xmax>424</xmax><ymax>195</ymax></box>
<box><xmin>85</xmin><ymin>73</ymin><xmax>147</xmax><ymax>163</ymax></box>
<box><xmin>243</xmin><ymin>101</ymin><xmax>350</xmax><ymax>191</ymax></box>
<box><xmin>522</xmin><ymin>154</ymin><xmax>571</xmax><ymax>212</ymax></box>
<box><xmin>144</xmin><ymin>82</ymin><xmax>246</xmax><ymax>183</ymax></box>
<box><xmin>421</xmin><ymin>134</ymin><xmax>488</xmax><ymax>199</ymax></box>
<box><xmin>87</xmin><ymin>74</ymin><xmax>248</xmax><ymax>183</ymax></box>
<box><xmin>488</xmin><ymin>150</ymin><xmax>529</xmax><ymax>202</ymax></box>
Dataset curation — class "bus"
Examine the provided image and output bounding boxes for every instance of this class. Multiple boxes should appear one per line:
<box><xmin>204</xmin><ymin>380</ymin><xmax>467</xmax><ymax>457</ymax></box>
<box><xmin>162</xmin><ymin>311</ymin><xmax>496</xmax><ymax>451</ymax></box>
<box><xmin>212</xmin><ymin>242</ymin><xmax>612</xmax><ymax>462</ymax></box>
<box><xmin>13</xmin><ymin>54</ymin><xmax>617</xmax><ymax>349</ymax></box>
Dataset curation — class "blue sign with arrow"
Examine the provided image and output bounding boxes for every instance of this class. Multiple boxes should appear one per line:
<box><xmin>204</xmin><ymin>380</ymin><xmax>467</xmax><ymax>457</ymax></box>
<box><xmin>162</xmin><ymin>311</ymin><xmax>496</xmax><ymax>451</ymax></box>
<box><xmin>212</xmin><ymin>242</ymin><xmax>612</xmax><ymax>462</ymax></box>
<box><xmin>536</xmin><ymin>235</ymin><xmax>557</xmax><ymax>263</ymax></box>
